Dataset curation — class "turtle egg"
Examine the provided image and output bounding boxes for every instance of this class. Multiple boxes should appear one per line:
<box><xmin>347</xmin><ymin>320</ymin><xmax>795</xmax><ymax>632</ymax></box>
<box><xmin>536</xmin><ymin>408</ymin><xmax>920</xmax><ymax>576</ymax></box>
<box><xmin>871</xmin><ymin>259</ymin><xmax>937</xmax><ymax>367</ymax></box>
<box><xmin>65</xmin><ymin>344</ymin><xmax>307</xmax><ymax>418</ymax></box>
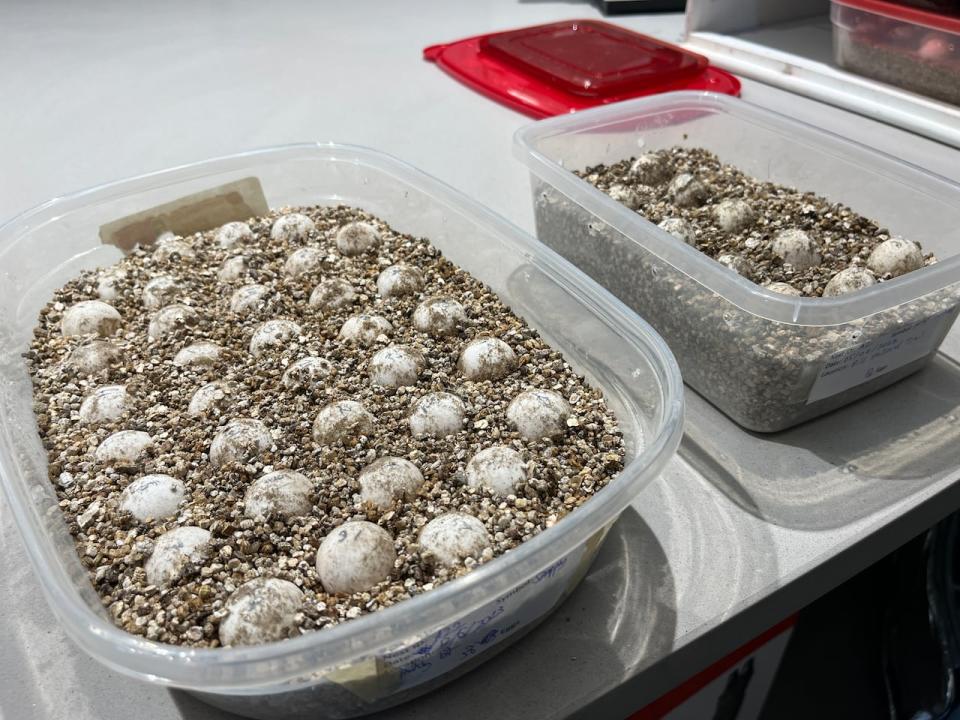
<box><xmin>338</xmin><ymin>314</ymin><xmax>392</xmax><ymax>347</ymax></box>
<box><xmin>316</xmin><ymin>520</ymin><xmax>396</xmax><ymax>594</ymax></box>
<box><xmin>335</xmin><ymin>221</ymin><xmax>381</xmax><ymax>256</ymax></box>
<box><xmin>145</xmin><ymin>526</ymin><xmax>211</xmax><ymax>586</ymax></box>
<box><xmin>153</xmin><ymin>235</ymin><xmax>196</xmax><ymax>262</ymax></box>
<box><xmin>717</xmin><ymin>253</ymin><xmax>753</xmax><ymax>278</ymax></box>
<box><xmin>283</xmin><ymin>247</ymin><xmax>324</xmax><ymax>278</ymax></box>
<box><xmin>376</xmin><ymin>264</ymin><xmax>423</xmax><ymax>298</ymax></box>
<box><xmin>713</xmin><ymin>199</ymin><xmax>756</xmax><ymax>233</ymax></box>
<box><xmin>413</xmin><ymin>296</ymin><xmax>466</xmax><ymax>337</ymax></box>
<box><xmin>607</xmin><ymin>184</ymin><xmax>642</xmax><ymax>210</ymax></box>
<box><xmin>458</xmin><ymin>337</ymin><xmax>516</xmax><ymax>381</ymax></box>
<box><xmin>507</xmin><ymin>389</ymin><xmax>571</xmax><ymax>440</ymax></box>
<box><xmin>420</xmin><ymin>513</ymin><xmax>492</xmax><ymax>567</ymax></box>
<box><xmin>215</xmin><ymin>221</ymin><xmax>252</xmax><ymax>248</ymax></box>
<box><xmin>658</xmin><ymin>217</ymin><xmax>696</xmax><ymax>246</ymax></box>
<box><xmin>630</xmin><ymin>152</ymin><xmax>672</xmax><ymax>185</ymax></box>
<box><xmin>188</xmin><ymin>381</ymin><xmax>233</xmax><ymax>416</ymax></box>
<box><xmin>765</xmin><ymin>282</ymin><xmax>802</xmax><ymax>297</ymax></box>
<box><xmin>142</xmin><ymin>276</ymin><xmax>181</xmax><ymax>310</ymax></box>
<box><xmin>65</xmin><ymin>340</ymin><xmax>120</xmax><ymax>374</ymax></box>
<box><xmin>823</xmin><ymin>266</ymin><xmax>877</xmax><ymax>297</ymax></box>
<box><xmin>218</xmin><ymin>255</ymin><xmax>248</xmax><ymax>283</ymax></box>
<box><xmin>230</xmin><ymin>284</ymin><xmax>271</xmax><ymax>314</ymax></box>
<box><xmin>270</xmin><ymin>213</ymin><xmax>315</xmax><ymax>242</ymax></box>
<box><xmin>867</xmin><ymin>237</ymin><xmax>923</xmax><ymax>278</ymax></box>
<box><xmin>210</xmin><ymin>418</ymin><xmax>272</xmax><ymax>466</ymax></box>
<box><xmin>173</xmin><ymin>341</ymin><xmax>221</xmax><ymax>367</ymax></box>
<box><xmin>249</xmin><ymin>319</ymin><xmax>302</xmax><ymax>357</ymax></box>
<box><xmin>79</xmin><ymin>385</ymin><xmax>128</xmax><ymax>424</ymax></box>
<box><xmin>313</xmin><ymin>400</ymin><xmax>375</xmax><ymax>444</ymax></box>
<box><xmin>359</xmin><ymin>457</ymin><xmax>424</xmax><ymax>509</ymax></box>
<box><xmin>369</xmin><ymin>345</ymin><xmax>422</xmax><ymax>388</ymax></box>
<box><xmin>219</xmin><ymin>578</ymin><xmax>304</xmax><ymax>647</ymax></box>
<box><xmin>61</xmin><ymin>300</ymin><xmax>122</xmax><ymax>337</ymax></box>
<box><xmin>409</xmin><ymin>392</ymin><xmax>465</xmax><ymax>437</ymax></box>
<box><xmin>772</xmin><ymin>229</ymin><xmax>821</xmax><ymax>271</ymax></box>
<box><xmin>148</xmin><ymin>304</ymin><xmax>199</xmax><ymax>340</ymax></box>
<box><xmin>244</xmin><ymin>469</ymin><xmax>313</xmax><ymax>520</ymax></box>
<box><xmin>465</xmin><ymin>446</ymin><xmax>526</xmax><ymax>495</ymax></box>
<box><xmin>282</xmin><ymin>356</ymin><xmax>335</xmax><ymax>389</ymax></box>
<box><xmin>95</xmin><ymin>430</ymin><xmax>153</xmax><ymax>466</ymax></box>
<box><xmin>309</xmin><ymin>278</ymin><xmax>356</xmax><ymax>311</ymax></box>
<box><xmin>97</xmin><ymin>269</ymin><xmax>125</xmax><ymax>301</ymax></box>
<box><xmin>120</xmin><ymin>474</ymin><xmax>185</xmax><ymax>522</ymax></box>
<box><xmin>668</xmin><ymin>173</ymin><xmax>709</xmax><ymax>208</ymax></box>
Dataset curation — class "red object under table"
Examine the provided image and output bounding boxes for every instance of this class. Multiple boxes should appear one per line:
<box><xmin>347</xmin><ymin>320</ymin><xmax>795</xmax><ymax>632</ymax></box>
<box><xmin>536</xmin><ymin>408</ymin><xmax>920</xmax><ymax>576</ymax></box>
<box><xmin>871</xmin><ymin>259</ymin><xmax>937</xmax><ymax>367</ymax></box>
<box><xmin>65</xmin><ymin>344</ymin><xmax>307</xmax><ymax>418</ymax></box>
<box><xmin>424</xmin><ymin>19</ymin><xmax>741</xmax><ymax>118</ymax></box>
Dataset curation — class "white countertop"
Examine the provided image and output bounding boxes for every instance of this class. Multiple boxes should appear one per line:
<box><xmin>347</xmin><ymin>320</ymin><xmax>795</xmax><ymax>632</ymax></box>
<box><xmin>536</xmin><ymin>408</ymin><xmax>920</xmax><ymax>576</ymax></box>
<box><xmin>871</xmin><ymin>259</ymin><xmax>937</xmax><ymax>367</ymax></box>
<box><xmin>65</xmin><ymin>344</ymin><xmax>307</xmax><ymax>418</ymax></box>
<box><xmin>2</xmin><ymin>2</ymin><xmax>960</xmax><ymax>718</ymax></box>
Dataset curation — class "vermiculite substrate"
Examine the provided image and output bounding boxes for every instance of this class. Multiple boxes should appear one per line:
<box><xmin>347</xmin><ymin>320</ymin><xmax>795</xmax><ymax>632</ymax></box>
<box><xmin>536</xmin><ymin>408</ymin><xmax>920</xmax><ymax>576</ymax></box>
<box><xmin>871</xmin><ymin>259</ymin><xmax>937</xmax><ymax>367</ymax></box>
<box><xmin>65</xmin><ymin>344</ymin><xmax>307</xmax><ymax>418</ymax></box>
<box><xmin>27</xmin><ymin>206</ymin><xmax>625</xmax><ymax>648</ymax></box>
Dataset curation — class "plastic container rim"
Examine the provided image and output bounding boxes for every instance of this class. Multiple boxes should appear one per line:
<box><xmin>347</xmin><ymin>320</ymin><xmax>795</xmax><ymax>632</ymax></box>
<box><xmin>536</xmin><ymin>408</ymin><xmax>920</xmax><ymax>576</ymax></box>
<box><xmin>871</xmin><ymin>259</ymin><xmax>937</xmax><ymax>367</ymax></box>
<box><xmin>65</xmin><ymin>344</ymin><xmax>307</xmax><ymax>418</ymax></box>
<box><xmin>0</xmin><ymin>142</ymin><xmax>685</xmax><ymax>691</ymax></box>
<box><xmin>831</xmin><ymin>0</ymin><xmax>960</xmax><ymax>34</ymax></box>
<box><xmin>512</xmin><ymin>91</ymin><xmax>960</xmax><ymax>327</ymax></box>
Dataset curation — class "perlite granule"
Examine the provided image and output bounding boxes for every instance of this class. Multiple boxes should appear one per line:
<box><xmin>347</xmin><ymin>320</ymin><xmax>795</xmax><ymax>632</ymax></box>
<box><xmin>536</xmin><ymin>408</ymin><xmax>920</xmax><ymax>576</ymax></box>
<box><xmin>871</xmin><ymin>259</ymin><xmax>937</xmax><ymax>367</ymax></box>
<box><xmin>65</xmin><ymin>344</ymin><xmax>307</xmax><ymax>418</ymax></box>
<box><xmin>27</xmin><ymin>204</ymin><xmax>625</xmax><ymax>648</ymax></box>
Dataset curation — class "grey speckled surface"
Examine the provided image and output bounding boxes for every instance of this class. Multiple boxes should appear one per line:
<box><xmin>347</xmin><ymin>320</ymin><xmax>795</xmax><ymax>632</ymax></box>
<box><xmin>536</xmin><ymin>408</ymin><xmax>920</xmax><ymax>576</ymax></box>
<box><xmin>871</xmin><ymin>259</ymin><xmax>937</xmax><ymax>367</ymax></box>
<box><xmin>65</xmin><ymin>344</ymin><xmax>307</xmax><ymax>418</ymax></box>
<box><xmin>2</xmin><ymin>1</ymin><xmax>960</xmax><ymax>718</ymax></box>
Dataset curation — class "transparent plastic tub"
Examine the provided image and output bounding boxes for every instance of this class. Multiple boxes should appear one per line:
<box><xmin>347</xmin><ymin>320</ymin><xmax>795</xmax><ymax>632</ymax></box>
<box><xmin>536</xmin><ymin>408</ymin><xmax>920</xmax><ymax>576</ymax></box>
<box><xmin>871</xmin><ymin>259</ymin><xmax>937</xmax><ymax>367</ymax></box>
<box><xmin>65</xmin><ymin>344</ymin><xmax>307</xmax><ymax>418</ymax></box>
<box><xmin>0</xmin><ymin>143</ymin><xmax>683</xmax><ymax>719</ymax></box>
<box><xmin>832</xmin><ymin>0</ymin><xmax>960</xmax><ymax>106</ymax></box>
<box><xmin>514</xmin><ymin>92</ymin><xmax>960</xmax><ymax>432</ymax></box>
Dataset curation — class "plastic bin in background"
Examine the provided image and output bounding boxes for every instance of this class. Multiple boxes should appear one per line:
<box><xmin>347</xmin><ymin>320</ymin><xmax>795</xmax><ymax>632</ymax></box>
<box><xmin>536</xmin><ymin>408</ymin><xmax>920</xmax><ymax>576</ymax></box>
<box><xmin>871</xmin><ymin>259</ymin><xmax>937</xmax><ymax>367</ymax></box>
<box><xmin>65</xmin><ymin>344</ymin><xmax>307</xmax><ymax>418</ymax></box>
<box><xmin>832</xmin><ymin>0</ymin><xmax>960</xmax><ymax>106</ymax></box>
<box><xmin>0</xmin><ymin>144</ymin><xmax>683</xmax><ymax>719</ymax></box>
<box><xmin>514</xmin><ymin>92</ymin><xmax>960</xmax><ymax>432</ymax></box>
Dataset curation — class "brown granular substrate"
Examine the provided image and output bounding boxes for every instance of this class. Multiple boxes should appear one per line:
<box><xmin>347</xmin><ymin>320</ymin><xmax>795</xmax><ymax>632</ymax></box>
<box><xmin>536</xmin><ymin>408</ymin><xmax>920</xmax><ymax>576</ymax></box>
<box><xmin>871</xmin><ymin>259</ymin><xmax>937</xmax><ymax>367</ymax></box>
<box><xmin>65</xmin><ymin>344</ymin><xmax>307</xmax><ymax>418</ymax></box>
<box><xmin>26</xmin><ymin>205</ymin><xmax>625</xmax><ymax>647</ymax></box>
<box><xmin>578</xmin><ymin>147</ymin><xmax>937</xmax><ymax>297</ymax></box>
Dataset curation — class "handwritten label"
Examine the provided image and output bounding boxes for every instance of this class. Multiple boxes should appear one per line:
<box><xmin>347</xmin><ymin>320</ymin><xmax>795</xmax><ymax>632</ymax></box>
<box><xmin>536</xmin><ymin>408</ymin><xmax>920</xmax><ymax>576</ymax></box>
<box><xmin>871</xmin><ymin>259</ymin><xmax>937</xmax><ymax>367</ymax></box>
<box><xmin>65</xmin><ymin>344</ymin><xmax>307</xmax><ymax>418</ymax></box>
<box><xmin>381</xmin><ymin>549</ymin><xmax>583</xmax><ymax>690</ymax></box>
<box><xmin>808</xmin><ymin>307</ymin><xmax>958</xmax><ymax>404</ymax></box>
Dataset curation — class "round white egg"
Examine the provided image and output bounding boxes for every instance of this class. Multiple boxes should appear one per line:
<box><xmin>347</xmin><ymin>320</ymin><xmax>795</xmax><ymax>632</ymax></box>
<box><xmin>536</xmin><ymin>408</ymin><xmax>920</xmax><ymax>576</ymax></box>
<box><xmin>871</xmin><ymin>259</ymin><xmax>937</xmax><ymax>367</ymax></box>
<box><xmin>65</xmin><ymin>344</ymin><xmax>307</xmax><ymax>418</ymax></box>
<box><xmin>338</xmin><ymin>314</ymin><xmax>392</xmax><ymax>347</ymax></box>
<box><xmin>713</xmin><ymin>198</ymin><xmax>755</xmax><ymax>233</ymax></box>
<box><xmin>376</xmin><ymin>264</ymin><xmax>423</xmax><ymax>298</ymax></box>
<box><xmin>270</xmin><ymin>213</ymin><xmax>315</xmax><ymax>242</ymax></box>
<box><xmin>413</xmin><ymin>296</ymin><xmax>466</xmax><ymax>337</ymax></box>
<box><xmin>218</xmin><ymin>577</ymin><xmax>304</xmax><ymax>647</ymax></box>
<box><xmin>95</xmin><ymin>430</ymin><xmax>153</xmax><ymax>466</ymax></box>
<box><xmin>61</xmin><ymin>300</ymin><xmax>122</xmax><ymax>337</ymax></box>
<box><xmin>409</xmin><ymin>392</ymin><xmax>465</xmax><ymax>437</ymax></box>
<box><xmin>629</xmin><ymin>153</ymin><xmax>672</xmax><ymax>185</ymax></box>
<box><xmin>309</xmin><ymin>278</ymin><xmax>356</xmax><ymax>311</ymax></box>
<box><xmin>507</xmin><ymin>389</ymin><xmax>571</xmax><ymax>440</ymax></box>
<box><xmin>142</xmin><ymin>276</ymin><xmax>181</xmax><ymax>310</ymax></box>
<box><xmin>369</xmin><ymin>345</ymin><xmax>422</xmax><ymax>388</ymax></box>
<box><xmin>313</xmin><ymin>400</ymin><xmax>375</xmax><ymax>444</ymax></box>
<box><xmin>866</xmin><ymin>237</ymin><xmax>923</xmax><ymax>278</ymax></box>
<box><xmin>823</xmin><ymin>266</ymin><xmax>877</xmax><ymax>297</ymax></box>
<box><xmin>244</xmin><ymin>470</ymin><xmax>313</xmax><ymax>520</ymax></box>
<box><xmin>153</xmin><ymin>236</ymin><xmax>195</xmax><ymax>262</ymax></box>
<box><xmin>335</xmin><ymin>221</ymin><xmax>381</xmax><ymax>256</ymax></box>
<box><xmin>283</xmin><ymin>247</ymin><xmax>324</xmax><ymax>278</ymax></box>
<box><xmin>765</xmin><ymin>282</ymin><xmax>802</xmax><ymax>297</ymax></box>
<box><xmin>188</xmin><ymin>381</ymin><xmax>232</xmax><ymax>416</ymax></box>
<box><xmin>249</xmin><ymin>319</ymin><xmax>302</xmax><ymax>357</ymax></box>
<box><xmin>144</xmin><ymin>526</ymin><xmax>211</xmax><ymax>586</ymax></box>
<box><xmin>209</xmin><ymin>418</ymin><xmax>272</xmax><ymax>466</ymax></box>
<box><xmin>359</xmin><ymin>457</ymin><xmax>424</xmax><ymax>509</ymax></box>
<box><xmin>173</xmin><ymin>341</ymin><xmax>221</xmax><ymax>367</ymax></box>
<box><xmin>458</xmin><ymin>337</ymin><xmax>516</xmax><ymax>381</ymax></box>
<box><xmin>771</xmin><ymin>229</ymin><xmax>821</xmax><ymax>271</ymax></box>
<box><xmin>658</xmin><ymin>217</ymin><xmax>696</xmax><ymax>246</ymax></box>
<box><xmin>465</xmin><ymin>446</ymin><xmax>526</xmax><ymax>495</ymax></box>
<box><xmin>120</xmin><ymin>474</ymin><xmax>185</xmax><ymax>522</ymax></box>
<box><xmin>218</xmin><ymin>255</ymin><xmax>248</xmax><ymax>283</ymax></box>
<box><xmin>316</xmin><ymin>520</ymin><xmax>396</xmax><ymax>594</ymax></box>
<box><xmin>230</xmin><ymin>284</ymin><xmax>271</xmax><ymax>314</ymax></box>
<box><xmin>419</xmin><ymin>513</ymin><xmax>492</xmax><ymax>567</ymax></box>
<box><xmin>65</xmin><ymin>340</ymin><xmax>120</xmax><ymax>374</ymax></box>
<box><xmin>281</xmin><ymin>356</ymin><xmax>335</xmax><ymax>389</ymax></box>
<box><xmin>215</xmin><ymin>221</ymin><xmax>252</xmax><ymax>248</ymax></box>
<box><xmin>668</xmin><ymin>173</ymin><xmax>708</xmax><ymax>208</ymax></box>
<box><xmin>79</xmin><ymin>384</ymin><xmax>128</xmax><ymax>424</ymax></box>
<box><xmin>148</xmin><ymin>304</ymin><xmax>199</xmax><ymax>340</ymax></box>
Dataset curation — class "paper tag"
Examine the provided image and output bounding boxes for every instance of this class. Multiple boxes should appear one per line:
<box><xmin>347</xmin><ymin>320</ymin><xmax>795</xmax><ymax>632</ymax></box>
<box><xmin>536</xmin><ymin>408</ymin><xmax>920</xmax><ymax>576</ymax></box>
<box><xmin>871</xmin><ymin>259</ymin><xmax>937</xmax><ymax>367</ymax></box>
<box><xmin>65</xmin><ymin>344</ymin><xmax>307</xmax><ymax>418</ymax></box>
<box><xmin>807</xmin><ymin>306</ymin><xmax>958</xmax><ymax>404</ymax></box>
<box><xmin>98</xmin><ymin>177</ymin><xmax>268</xmax><ymax>252</ymax></box>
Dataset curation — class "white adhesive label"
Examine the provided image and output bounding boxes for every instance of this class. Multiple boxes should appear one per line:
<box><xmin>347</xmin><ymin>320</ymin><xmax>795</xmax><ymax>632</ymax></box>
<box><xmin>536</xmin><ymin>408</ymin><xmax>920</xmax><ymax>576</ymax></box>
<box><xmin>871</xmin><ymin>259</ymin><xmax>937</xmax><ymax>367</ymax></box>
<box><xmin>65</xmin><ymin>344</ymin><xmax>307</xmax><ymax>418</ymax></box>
<box><xmin>808</xmin><ymin>307</ymin><xmax>957</xmax><ymax>404</ymax></box>
<box><xmin>382</xmin><ymin>549</ymin><xmax>583</xmax><ymax>690</ymax></box>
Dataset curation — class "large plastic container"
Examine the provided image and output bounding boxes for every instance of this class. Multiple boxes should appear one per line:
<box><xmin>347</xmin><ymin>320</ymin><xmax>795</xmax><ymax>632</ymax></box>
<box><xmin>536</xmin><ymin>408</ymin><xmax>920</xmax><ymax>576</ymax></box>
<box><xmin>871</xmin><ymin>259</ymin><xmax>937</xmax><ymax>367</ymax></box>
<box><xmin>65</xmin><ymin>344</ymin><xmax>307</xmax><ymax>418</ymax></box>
<box><xmin>514</xmin><ymin>92</ymin><xmax>960</xmax><ymax>432</ymax></box>
<box><xmin>0</xmin><ymin>144</ymin><xmax>683</xmax><ymax>719</ymax></box>
<box><xmin>832</xmin><ymin>0</ymin><xmax>960</xmax><ymax>106</ymax></box>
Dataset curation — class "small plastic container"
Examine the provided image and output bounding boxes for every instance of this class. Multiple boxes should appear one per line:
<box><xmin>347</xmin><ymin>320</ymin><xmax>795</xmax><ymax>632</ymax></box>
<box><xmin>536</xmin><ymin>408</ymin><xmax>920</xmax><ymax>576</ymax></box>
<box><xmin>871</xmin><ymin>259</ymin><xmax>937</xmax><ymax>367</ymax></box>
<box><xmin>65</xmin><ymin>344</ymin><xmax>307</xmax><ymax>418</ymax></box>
<box><xmin>832</xmin><ymin>0</ymin><xmax>960</xmax><ymax>106</ymax></box>
<box><xmin>514</xmin><ymin>92</ymin><xmax>960</xmax><ymax>432</ymax></box>
<box><xmin>0</xmin><ymin>144</ymin><xmax>683</xmax><ymax>719</ymax></box>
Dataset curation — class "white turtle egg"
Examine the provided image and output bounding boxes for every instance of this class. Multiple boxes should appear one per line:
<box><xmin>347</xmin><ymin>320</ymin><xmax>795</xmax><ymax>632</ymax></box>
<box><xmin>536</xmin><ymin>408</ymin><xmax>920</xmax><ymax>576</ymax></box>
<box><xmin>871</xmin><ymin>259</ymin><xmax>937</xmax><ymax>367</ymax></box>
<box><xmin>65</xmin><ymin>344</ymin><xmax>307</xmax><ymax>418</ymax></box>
<box><xmin>283</xmin><ymin>247</ymin><xmax>324</xmax><ymax>278</ymax></box>
<box><xmin>120</xmin><ymin>474</ymin><xmax>185</xmax><ymax>522</ymax></box>
<box><xmin>668</xmin><ymin>173</ymin><xmax>709</xmax><ymax>208</ymax></box>
<box><xmin>229</xmin><ymin>284</ymin><xmax>271</xmax><ymax>314</ymax></box>
<box><xmin>249</xmin><ymin>319</ymin><xmax>302</xmax><ymax>357</ymax></box>
<box><xmin>148</xmin><ymin>304</ymin><xmax>199</xmax><ymax>340</ymax></box>
<box><xmin>244</xmin><ymin>470</ymin><xmax>313</xmax><ymax>520</ymax></box>
<box><xmin>144</xmin><ymin>526</ymin><xmax>211</xmax><ymax>586</ymax></box>
<box><xmin>335</xmin><ymin>221</ymin><xmax>381</xmax><ymax>256</ymax></box>
<box><xmin>61</xmin><ymin>300</ymin><xmax>122</xmax><ymax>337</ymax></box>
<box><xmin>313</xmin><ymin>400</ymin><xmax>375</xmax><ymax>444</ymax></box>
<box><xmin>465</xmin><ymin>446</ymin><xmax>526</xmax><ymax>495</ymax></box>
<box><xmin>376</xmin><ymin>264</ymin><xmax>423</xmax><ymax>298</ymax></box>
<box><xmin>209</xmin><ymin>418</ymin><xmax>272</xmax><ymax>466</ymax></box>
<box><xmin>316</xmin><ymin>521</ymin><xmax>396</xmax><ymax>594</ymax></box>
<box><xmin>188</xmin><ymin>381</ymin><xmax>233</xmax><ymax>416</ymax></box>
<box><xmin>419</xmin><ymin>513</ymin><xmax>492</xmax><ymax>567</ymax></box>
<box><xmin>338</xmin><ymin>314</ymin><xmax>392</xmax><ymax>347</ymax></box>
<box><xmin>215</xmin><ymin>221</ymin><xmax>252</xmax><ymax>248</ymax></box>
<box><xmin>218</xmin><ymin>578</ymin><xmax>304</xmax><ymax>647</ymax></box>
<box><xmin>218</xmin><ymin>255</ymin><xmax>248</xmax><ymax>283</ymax></box>
<box><xmin>142</xmin><ymin>276</ymin><xmax>181</xmax><ymax>310</ymax></box>
<box><xmin>173</xmin><ymin>341</ymin><xmax>221</xmax><ymax>367</ymax></box>
<box><xmin>772</xmin><ymin>229</ymin><xmax>821</xmax><ymax>271</ymax></box>
<box><xmin>153</xmin><ymin>235</ymin><xmax>195</xmax><ymax>262</ymax></box>
<box><xmin>359</xmin><ymin>457</ymin><xmax>424</xmax><ymax>509</ymax></box>
<box><xmin>78</xmin><ymin>385</ymin><xmax>128</xmax><ymax>424</ymax></box>
<box><xmin>95</xmin><ymin>430</ymin><xmax>153</xmax><ymax>466</ymax></box>
<box><xmin>270</xmin><ymin>213</ymin><xmax>315</xmax><ymax>242</ymax></box>
<box><xmin>369</xmin><ymin>345</ymin><xmax>422</xmax><ymax>388</ymax></box>
<box><xmin>458</xmin><ymin>337</ymin><xmax>516</xmax><ymax>381</ymax></box>
<box><xmin>309</xmin><ymin>278</ymin><xmax>356</xmax><ymax>311</ymax></box>
<box><xmin>281</xmin><ymin>356</ymin><xmax>335</xmax><ymax>389</ymax></box>
<box><xmin>412</xmin><ymin>296</ymin><xmax>466</xmax><ymax>337</ymax></box>
<box><xmin>867</xmin><ymin>237</ymin><xmax>923</xmax><ymax>278</ymax></box>
<box><xmin>507</xmin><ymin>389</ymin><xmax>571</xmax><ymax>440</ymax></box>
<box><xmin>409</xmin><ymin>393</ymin><xmax>465</xmax><ymax>437</ymax></box>
<box><xmin>823</xmin><ymin>267</ymin><xmax>878</xmax><ymax>297</ymax></box>
<box><xmin>658</xmin><ymin>217</ymin><xmax>696</xmax><ymax>246</ymax></box>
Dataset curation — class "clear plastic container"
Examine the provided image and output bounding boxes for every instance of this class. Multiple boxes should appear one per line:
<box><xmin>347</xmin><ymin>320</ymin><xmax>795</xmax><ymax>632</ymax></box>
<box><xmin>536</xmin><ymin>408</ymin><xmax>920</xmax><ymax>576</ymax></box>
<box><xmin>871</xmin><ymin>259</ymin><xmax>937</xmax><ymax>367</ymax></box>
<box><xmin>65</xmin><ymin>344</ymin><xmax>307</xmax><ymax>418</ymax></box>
<box><xmin>832</xmin><ymin>0</ymin><xmax>960</xmax><ymax>106</ymax></box>
<box><xmin>513</xmin><ymin>92</ymin><xmax>960</xmax><ymax>432</ymax></box>
<box><xmin>0</xmin><ymin>144</ymin><xmax>683</xmax><ymax>719</ymax></box>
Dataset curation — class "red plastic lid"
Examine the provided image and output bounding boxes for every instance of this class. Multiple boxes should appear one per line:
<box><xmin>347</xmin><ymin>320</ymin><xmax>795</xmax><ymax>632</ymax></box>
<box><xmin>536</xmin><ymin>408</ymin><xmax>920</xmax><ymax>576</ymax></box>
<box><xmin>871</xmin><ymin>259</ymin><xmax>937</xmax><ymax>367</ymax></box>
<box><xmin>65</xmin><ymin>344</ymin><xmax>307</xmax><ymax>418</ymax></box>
<box><xmin>424</xmin><ymin>20</ymin><xmax>740</xmax><ymax>118</ymax></box>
